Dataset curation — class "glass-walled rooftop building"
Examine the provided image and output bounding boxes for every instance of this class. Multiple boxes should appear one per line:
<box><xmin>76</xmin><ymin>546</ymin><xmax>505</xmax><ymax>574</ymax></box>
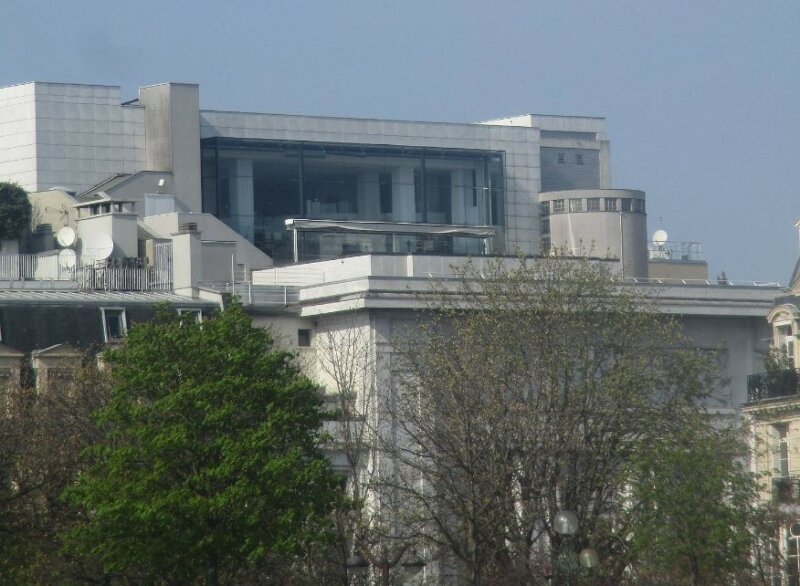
<box><xmin>201</xmin><ymin>138</ymin><xmax>504</xmax><ymax>263</ymax></box>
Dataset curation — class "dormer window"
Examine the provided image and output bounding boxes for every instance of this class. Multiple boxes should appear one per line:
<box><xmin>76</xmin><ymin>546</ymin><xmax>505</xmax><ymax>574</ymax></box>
<box><xmin>101</xmin><ymin>308</ymin><xmax>127</xmax><ymax>342</ymax></box>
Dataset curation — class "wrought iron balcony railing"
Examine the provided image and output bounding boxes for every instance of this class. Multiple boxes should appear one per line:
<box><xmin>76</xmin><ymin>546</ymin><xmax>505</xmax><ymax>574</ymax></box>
<box><xmin>747</xmin><ymin>369</ymin><xmax>800</xmax><ymax>402</ymax></box>
<box><xmin>773</xmin><ymin>476</ymin><xmax>800</xmax><ymax>503</ymax></box>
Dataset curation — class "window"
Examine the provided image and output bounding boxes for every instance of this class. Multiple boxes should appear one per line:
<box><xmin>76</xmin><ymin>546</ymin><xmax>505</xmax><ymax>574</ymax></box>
<box><xmin>604</xmin><ymin>198</ymin><xmax>617</xmax><ymax>212</ymax></box>
<box><xmin>621</xmin><ymin>198</ymin><xmax>632</xmax><ymax>212</ymax></box>
<box><xmin>777</xmin><ymin>323</ymin><xmax>795</xmax><ymax>362</ymax></box>
<box><xmin>586</xmin><ymin>197</ymin><xmax>600</xmax><ymax>211</ymax></box>
<box><xmin>552</xmin><ymin>199</ymin><xmax>565</xmax><ymax>214</ymax></box>
<box><xmin>540</xmin><ymin>218</ymin><xmax>550</xmax><ymax>234</ymax></box>
<box><xmin>540</xmin><ymin>201</ymin><xmax>550</xmax><ymax>216</ymax></box>
<box><xmin>557</xmin><ymin>153</ymin><xmax>566</xmax><ymax>164</ymax></box>
<box><xmin>379</xmin><ymin>172</ymin><xmax>392</xmax><ymax>214</ymax></box>
<box><xmin>788</xmin><ymin>522</ymin><xmax>800</xmax><ymax>584</ymax></box>
<box><xmin>569</xmin><ymin>198</ymin><xmax>583</xmax><ymax>213</ymax></box>
<box><xmin>298</xmin><ymin>329</ymin><xmax>312</xmax><ymax>347</ymax></box>
<box><xmin>632</xmin><ymin>199</ymin><xmax>645</xmax><ymax>213</ymax></box>
<box><xmin>101</xmin><ymin>308</ymin><xmax>127</xmax><ymax>342</ymax></box>
<box><xmin>178</xmin><ymin>308</ymin><xmax>203</xmax><ymax>323</ymax></box>
<box><xmin>575</xmin><ymin>153</ymin><xmax>584</xmax><ymax>165</ymax></box>
<box><xmin>775</xmin><ymin>425</ymin><xmax>790</xmax><ymax>477</ymax></box>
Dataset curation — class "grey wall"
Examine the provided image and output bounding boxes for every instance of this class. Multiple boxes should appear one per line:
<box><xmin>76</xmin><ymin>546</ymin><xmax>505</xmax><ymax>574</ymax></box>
<box><xmin>540</xmin><ymin>147</ymin><xmax>600</xmax><ymax>191</ymax></box>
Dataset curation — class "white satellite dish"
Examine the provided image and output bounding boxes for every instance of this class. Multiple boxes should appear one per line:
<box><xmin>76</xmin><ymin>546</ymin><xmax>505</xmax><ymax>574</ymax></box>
<box><xmin>652</xmin><ymin>229</ymin><xmax>669</xmax><ymax>247</ymax></box>
<box><xmin>81</xmin><ymin>232</ymin><xmax>114</xmax><ymax>262</ymax></box>
<box><xmin>58</xmin><ymin>248</ymin><xmax>77</xmax><ymax>269</ymax></box>
<box><xmin>56</xmin><ymin>226</ymin><xmax>76</xmax><ymax>248</ymax></box>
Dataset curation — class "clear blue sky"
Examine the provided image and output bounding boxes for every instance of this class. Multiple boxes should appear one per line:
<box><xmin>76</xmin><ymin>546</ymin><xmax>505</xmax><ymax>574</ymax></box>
<box><xmin>4</xmin><ymin>1</ymin><xmax>799</xmax><ymax>282</ymax></box>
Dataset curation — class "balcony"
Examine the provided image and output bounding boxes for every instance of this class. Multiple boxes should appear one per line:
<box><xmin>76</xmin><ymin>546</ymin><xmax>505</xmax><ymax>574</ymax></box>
<box><xmin>773</xmin><ymin>476</ymin><xmax>800</xmax><ymax>503</ymax></box>
<box><xmin>747</xmin><ymin>369</ymin><xmax>800</xmax><ymax>402</ymax></box>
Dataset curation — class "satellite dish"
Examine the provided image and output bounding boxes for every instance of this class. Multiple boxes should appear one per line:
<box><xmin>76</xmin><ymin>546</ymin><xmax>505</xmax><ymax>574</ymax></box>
<box><xmin>56</xmin><ymin>226</ymin><xmax>76</xmax><ymax>248</ymax></box>
<box><xmin>652</xmin><ymin>229</ymin><xmax>669</xmax><ymax>247</ymax></box>
<box><xmin>81</xmin><ymin>232</ymin><xmax>114</xmax><ymax>262</ymax></box>
<box><xmin>58</xmin><ymin>249</ymin><xmax>77</xmax><ymax>269</ymax></box>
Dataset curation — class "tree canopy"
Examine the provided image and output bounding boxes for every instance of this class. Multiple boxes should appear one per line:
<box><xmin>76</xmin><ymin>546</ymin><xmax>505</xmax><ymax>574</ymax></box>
<box><xmin>63</xmin><ymin>304</ymin><xmax>339</xmax><ymax>584</ymax></box>
<box><xmin>384</xmin><ymin>255</ymin><xmax>764</xmax><ymax>585</ymax></box>
<box><xmin>0</xmin><ymin>182</ymin><xmax>31</xmax><ymax>241</ymax></box>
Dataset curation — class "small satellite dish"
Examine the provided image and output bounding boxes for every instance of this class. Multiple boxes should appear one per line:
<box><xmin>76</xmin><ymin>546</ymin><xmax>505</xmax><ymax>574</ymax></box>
<box><xmin>81</xmin><ymin>232</ymin><xmax>114</xmax><ymax>262</ymax></box>
<box><xmin>652</xmin><ymin>229</ymin><xmax>669</xmax><ymax>247</ymax></box>
<box><xmin>56</xmin><ymin>226</ymin><xmax>76</xmax><ymax>248</ymax></box>
<box><xmin>58</xmin><ymin>249</ymin><xmax>77</xmax><ymax>269</ymax></box>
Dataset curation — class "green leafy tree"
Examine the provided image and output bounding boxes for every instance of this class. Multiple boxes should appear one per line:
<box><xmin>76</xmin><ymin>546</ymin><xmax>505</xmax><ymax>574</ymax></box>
<box><xmin>63</xmin><ymin>304</ymin><xmax>339</xmax><ymax>584</ymax></box>
<box><xmin>0</xmin><ymin>182</ymin><xmax>31</xmax><ymax>241</ymax></box>
<box><xmin>625</xmin><ymin>423</ymin><xmax>767</xmax><ymax>586</ymax></box>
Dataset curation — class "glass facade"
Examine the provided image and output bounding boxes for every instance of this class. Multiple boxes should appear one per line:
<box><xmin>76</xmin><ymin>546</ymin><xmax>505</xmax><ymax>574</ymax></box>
<box><xmin>202</xmin><ymin>138</ymin><xmax>504</xmax><ymax>264</ymax></box>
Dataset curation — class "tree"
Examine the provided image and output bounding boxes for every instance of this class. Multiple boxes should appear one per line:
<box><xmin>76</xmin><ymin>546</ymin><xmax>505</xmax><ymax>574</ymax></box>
<box><xmin>0</xmin><ymin>357</ymin><xmax>112</xmax><ymax>584</ymax></box>
<box><xmin>383</xmin><ymin>254</ymin><xmax>758</xmax><ymax>584</ymax></box>
<box><xmin>0</xmin><ymin>182</ymin><xmax>31</xmax><ymax>241</ymax></box>
<box><xmin>625</xmin><ymin>423</ymin><xmax>767</xmax><ymax>586</ymax></box>
<box><xmin>62</xmin><ymin>304</ymin><xmax>340</xmax><ymax>584</ymax></box>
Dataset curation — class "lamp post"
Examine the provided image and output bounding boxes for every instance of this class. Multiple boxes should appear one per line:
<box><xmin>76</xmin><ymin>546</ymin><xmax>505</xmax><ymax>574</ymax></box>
<box><xmin>552</xmin><ymin>509</ymin><xmax>600</xmax><ymax>585</ymax></box>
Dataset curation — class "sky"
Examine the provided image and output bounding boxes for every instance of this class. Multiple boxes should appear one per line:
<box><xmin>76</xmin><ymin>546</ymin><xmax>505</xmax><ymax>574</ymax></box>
<box><xmin>2</xmin><ymin>1</ymin><xmax>799</xmax><ymax>282</ymax></box>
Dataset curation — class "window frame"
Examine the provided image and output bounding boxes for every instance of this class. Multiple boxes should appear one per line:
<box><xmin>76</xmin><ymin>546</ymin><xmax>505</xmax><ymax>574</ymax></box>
<box><xmin>101</xmin><ymin>307</ymin><xmax>127</xmax><ymax>343</ymax></box>
<box><xmin>177</xmin><ymin>308</ymin><xmax>203</xmax><ymax>323</ymax></box>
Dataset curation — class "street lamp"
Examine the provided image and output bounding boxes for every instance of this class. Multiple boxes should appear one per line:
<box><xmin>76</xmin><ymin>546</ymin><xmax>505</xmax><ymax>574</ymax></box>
<box><xmin>552</xmin><ymin>509</ymin><xmax>600</xmax><ymax>584</ymax></box>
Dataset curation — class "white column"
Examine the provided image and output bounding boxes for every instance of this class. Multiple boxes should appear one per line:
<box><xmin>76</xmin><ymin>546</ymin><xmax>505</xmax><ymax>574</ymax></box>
<box><xmin>357</xmin><ymin>171</ymin><xmax>380</xmax><ymax>220</ymax></box>
<box><xmin>230</xmin><ymin>158</ymin><xmax>255</xmax><ymax>242</ymax></box>
<box><xmin>467</xmin><ymin>165</ymin><xmax>484</xmax><ymax>225</ymax></box>
<box><xmin>450</xmin><ymin>169</ymin><xmax>467</xmax><ymax>225</ymax></box>
<box><xmin>392</xmin><ymin>167</ymin><xmax>416</xmax><ymax>222</ymax></box>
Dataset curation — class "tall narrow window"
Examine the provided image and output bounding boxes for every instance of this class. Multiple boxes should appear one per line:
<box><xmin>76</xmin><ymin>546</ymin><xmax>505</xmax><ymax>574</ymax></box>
<box><xmin>787</xmin><ymin>523</ymin><xmax>800</xmax><ymax>584</ymax></box>
<box><xmin>777</xmin><ymin>323</ymin><xmax>795</xmax><ymax>363</ymax></box>
<box><xmin>775</xmin><ymin>425</ymin><xmax>790</xmax><ymax>477</ymax></box>
<box><xmin>557</xmin><ymin>153</ymin><xmax>566</xmax><ymax>164</ymax></box>
<box><xmin>575</xmin><ymin>153</ymin><xmax>584</xmax><ymax>165</ymax></box>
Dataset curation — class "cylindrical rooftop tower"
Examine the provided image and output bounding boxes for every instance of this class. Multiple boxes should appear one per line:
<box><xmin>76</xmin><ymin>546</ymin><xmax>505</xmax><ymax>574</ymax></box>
<box><xmin>539</xmin><ymin>189</ymin><xmax>647</xmax><ymax>278</ymax></box>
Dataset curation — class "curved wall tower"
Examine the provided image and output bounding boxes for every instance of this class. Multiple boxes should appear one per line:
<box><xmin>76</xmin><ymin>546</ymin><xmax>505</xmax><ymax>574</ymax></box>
<box><xmin>539</xmin><ymin>189</ymin><xmax>647</xmax><ymax>278</ymax></box>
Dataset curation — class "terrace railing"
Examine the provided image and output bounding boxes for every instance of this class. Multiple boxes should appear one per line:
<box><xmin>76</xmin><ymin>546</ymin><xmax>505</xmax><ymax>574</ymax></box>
<box><xmin>747</xmin><ymin>369</ymin><xmax>800</xmax><ymax>402</ymax></box>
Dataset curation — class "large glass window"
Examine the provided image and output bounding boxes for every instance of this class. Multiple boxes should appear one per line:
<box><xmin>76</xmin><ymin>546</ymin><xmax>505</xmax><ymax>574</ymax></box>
<box><xmin>201</xmin><ymin>139</ymin><xmax>505</xmax><ymax>264</ymax></box>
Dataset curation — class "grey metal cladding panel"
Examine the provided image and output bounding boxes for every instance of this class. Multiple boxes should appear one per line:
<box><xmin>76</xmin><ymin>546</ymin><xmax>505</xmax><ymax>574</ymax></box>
<box><xmin>540</xmin><ymin>147</ymin><xmax>600</xmax><ymax>191</ymax></box>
